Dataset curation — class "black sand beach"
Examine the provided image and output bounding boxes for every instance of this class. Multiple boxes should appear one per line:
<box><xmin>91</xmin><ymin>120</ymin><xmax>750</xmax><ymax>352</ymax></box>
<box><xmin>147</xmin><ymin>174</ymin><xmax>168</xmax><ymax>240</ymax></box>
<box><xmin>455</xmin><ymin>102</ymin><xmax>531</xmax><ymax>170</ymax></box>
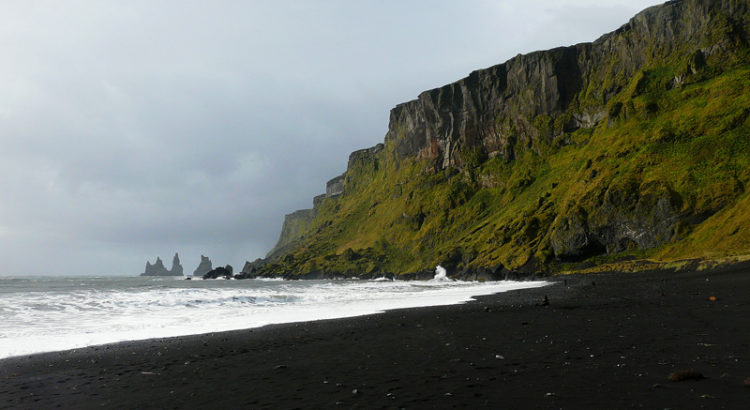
<box><xmin>2</xmin><ymin>264</ymin><xmax>749</xmax><ymax>409</ymax></box>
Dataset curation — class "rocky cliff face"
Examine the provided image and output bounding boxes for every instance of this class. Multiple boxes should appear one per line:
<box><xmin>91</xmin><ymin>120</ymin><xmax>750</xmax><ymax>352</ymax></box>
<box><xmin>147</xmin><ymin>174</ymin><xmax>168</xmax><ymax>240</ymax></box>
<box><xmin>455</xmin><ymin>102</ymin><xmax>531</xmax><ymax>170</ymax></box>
<box><xmin>265</xmin><ymin>209</ymin><xmax>316</xmax><ymax>260</ymax></box>
<box><xmin>386</xmin><ymin>0</ymin><xmax>749</xmax><ymax>170</ymax></box>
<box><xmin>256</xmin><ymin>0</ymin><xmax>750</xmax><ymax>277</ymax></box>
<box><xmin>326</xmin><ymin>174</ymin><xmax>346</xmax><ymax>197</ymax></box>
<box><xmin>265</xmin><ymin>143</ymin><xmax>387</xmax><ymax>261</ymax></box>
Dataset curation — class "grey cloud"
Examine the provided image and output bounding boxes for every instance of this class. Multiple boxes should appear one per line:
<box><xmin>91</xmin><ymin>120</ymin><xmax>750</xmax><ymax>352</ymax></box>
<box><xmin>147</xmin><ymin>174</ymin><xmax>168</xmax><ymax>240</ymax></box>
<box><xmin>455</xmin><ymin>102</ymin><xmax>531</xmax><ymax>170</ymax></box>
<box><xmin>0</xmin><ymin>0</ymin><xmax>661</xmax><ymax>275</ymax></box>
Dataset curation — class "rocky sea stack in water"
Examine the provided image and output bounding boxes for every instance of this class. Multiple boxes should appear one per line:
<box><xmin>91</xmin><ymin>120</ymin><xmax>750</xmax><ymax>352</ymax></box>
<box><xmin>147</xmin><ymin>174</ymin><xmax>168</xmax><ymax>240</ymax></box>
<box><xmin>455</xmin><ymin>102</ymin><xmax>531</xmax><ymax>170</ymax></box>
<box><xmin>203</xmin><ymin>265</ymin><xmax>234</xmax><ymax>280</ymax></box>
<box><xmin>247</xmin><ymin>0</ymin><xmax>750</xmax><ymax>279</ymax></box>
<box><xmin>193</xmin><ymin>255</ymin><xmax>213</xmax><ymax>277</ymax></box>
<box><xmin>141</xmin><ymin>253</ymin><xmax>184</xmax><ymax>277</ymax></box>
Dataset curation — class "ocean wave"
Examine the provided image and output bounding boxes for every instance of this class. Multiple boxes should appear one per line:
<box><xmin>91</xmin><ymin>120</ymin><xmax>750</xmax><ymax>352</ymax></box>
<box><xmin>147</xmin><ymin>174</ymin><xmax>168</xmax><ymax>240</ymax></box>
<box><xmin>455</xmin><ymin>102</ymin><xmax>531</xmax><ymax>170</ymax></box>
<box><xmin>0</xmin><ymin>277</ymin><xmax>549</xmax><ymax>359</ymax></box>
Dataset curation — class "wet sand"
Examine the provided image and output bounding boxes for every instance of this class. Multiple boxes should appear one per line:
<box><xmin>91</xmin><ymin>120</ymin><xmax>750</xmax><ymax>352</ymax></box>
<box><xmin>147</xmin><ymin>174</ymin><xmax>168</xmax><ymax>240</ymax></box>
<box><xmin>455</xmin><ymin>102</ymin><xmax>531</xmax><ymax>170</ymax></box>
<box><xmin>2</xmin><ymin>263</ymin><xmax>749</xmax><ymax>409</ymax></box>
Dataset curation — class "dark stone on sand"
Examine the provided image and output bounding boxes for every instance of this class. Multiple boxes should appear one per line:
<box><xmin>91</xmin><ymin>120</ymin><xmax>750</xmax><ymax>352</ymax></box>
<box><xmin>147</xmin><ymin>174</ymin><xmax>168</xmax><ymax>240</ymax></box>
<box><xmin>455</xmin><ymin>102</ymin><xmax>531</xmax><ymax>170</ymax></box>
<box><xmin>668</xmin><ymin>370</ymin><xmax>704</xmax><ymax>382</ymax></box>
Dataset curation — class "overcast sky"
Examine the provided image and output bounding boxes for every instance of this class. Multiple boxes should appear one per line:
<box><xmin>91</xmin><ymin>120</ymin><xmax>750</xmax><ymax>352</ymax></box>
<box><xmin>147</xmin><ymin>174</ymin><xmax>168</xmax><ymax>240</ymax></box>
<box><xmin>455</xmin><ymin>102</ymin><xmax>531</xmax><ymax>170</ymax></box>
<box><xmin>0</xmin><ymin>0</ymin><xmax>662</xmax><ymax>276</ymax></box>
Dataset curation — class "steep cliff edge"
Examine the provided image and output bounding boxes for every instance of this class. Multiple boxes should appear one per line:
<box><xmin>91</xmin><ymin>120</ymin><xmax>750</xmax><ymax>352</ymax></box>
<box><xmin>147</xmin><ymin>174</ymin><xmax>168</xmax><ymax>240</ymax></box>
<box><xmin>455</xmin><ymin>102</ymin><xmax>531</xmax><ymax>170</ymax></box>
<box><xmin>249</xmin><ymin>0</ymin><xmax>750</xmax><ymax>278</ymax></box>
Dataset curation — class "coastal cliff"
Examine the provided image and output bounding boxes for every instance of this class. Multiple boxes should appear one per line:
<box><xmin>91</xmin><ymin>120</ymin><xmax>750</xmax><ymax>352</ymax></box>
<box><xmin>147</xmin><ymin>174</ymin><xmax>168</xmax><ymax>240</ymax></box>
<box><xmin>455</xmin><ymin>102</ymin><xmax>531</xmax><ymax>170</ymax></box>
<box><xmin>247</xmin><ymin>0</ymin><xmax>750</xmax><ymax>278</ymax></box>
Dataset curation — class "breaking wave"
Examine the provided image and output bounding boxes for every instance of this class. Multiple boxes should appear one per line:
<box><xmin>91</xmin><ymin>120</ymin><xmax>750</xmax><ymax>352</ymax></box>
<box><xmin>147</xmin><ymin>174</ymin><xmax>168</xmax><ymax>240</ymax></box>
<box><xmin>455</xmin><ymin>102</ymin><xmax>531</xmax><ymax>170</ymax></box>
<box><xmin>0</xmin><ymin>275</ymin><xmax>548</xmax><ymax>359</ymax></box>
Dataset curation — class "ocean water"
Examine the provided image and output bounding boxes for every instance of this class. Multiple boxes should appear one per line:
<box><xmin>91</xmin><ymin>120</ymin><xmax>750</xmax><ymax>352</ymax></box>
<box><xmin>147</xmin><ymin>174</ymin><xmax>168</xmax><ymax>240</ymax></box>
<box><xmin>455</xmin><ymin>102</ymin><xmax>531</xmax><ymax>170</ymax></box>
<box><xmin>0</xmin><ymin>273</ymin><xmax>548</xmax><ymax>360</ymax></box>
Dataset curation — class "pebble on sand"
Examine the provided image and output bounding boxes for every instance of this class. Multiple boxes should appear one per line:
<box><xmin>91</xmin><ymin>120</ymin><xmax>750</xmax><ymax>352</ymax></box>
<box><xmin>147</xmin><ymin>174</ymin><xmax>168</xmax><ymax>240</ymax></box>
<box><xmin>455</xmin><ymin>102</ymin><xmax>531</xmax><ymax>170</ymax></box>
<box><xmin>668</xmin><ymin>370</ymin><xmax>704</xmax><ymax>382</ymax></box>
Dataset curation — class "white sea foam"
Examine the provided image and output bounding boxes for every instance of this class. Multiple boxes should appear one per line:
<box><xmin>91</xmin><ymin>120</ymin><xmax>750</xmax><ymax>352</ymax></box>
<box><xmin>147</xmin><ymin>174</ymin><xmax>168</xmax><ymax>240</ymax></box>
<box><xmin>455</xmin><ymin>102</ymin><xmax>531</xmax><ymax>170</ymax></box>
<box><xmin>433</xmin><ymin>265</ymin><xmax>450</xmax><ymax>281</ymax></box>
<box><xmin>0</xmin><ymin>276</ymin><xmax>549</xmax><ymax>360</ymax></box>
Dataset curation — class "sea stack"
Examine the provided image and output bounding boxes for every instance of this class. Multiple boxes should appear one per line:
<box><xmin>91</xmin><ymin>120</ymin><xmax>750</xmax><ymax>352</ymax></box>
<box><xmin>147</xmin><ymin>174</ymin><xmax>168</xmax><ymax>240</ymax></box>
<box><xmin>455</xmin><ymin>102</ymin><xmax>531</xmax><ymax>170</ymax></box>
<box><xmin>140</xmin><ymin>253</ymin><xmax>184</xmax><ymax>276</ymax></box>
<box><xmin>193</xmin><ymin>255</ymin><xmax>213</xmax><ymax>277</ymax></box>
<box><xmin>142</xmin><ymin>257</ymin><xmax>168</xmax><ymax>276</ymax></box>
<box><xmin>170</xmin><ymin>253</ymin><xmax>184</xmax><ymax>276</ymax></box>
<box><xmin>203</xmin><ymin>264</ymin><xmax>234</xmax><ymax>280</ymax></box>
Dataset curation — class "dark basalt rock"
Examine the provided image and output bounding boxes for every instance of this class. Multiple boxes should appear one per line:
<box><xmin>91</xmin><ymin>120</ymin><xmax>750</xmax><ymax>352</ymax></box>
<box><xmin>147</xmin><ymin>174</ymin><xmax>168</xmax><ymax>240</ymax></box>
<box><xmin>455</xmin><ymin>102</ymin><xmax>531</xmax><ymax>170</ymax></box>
<box><xmin>550</xmin><ymin>209</ymin><xmax>604</xmax><ymax>261</ymax></box>
<box><xmin>551</xmin><ymin>182</ymin><xmax>683</xmax><ymax>260</ymax></box>
<box><xmin>384</xmin><ymin>0</ymin><xmax>750</xmax><ymax>171</ymax></box>
<box><xmin>236</xmin><ymin>259</ymin><xmax>266</xmax><ymax>279</ymax></box>
<box><xmin>203</xmin><ymin>265</ymin><xmax>234</xmax><ymax>280</ymax></box>
<box><xmin>668</xmin><ymin>370</ymin><xmax>704</xmax><ymax>382</ymax></box>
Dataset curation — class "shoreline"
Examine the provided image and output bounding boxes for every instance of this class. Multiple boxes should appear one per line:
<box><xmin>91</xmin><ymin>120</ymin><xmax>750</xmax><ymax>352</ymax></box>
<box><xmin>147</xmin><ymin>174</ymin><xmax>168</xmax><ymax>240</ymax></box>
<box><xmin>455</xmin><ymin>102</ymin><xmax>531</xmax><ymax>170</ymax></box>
<box><xmin>0</xmin><ymin>278</ymin><xmax>550</xmax><ymax>361</ymax></box>
<box><xmin>2</xmin><ymin>264</ymin><xmax>750</xmax><ymax>408</ymax></box>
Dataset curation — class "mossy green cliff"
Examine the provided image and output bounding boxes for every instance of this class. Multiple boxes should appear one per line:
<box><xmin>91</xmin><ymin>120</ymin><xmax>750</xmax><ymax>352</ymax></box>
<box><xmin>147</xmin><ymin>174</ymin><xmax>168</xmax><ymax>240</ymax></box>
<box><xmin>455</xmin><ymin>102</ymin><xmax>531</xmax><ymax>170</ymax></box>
<box><xmin>243</xmin><ymin>0</ymin><xmax>750</xmax><ymax>279</ymax></box>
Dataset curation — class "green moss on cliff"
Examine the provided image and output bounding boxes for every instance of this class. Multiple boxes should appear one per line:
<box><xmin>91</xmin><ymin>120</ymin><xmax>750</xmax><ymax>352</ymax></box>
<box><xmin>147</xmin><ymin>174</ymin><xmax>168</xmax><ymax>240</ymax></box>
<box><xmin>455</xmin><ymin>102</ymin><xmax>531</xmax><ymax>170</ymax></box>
<box><xmin>254</xmin><ymin>1</ymin><xmax>750</xmax><ymax>277</ymax></box>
